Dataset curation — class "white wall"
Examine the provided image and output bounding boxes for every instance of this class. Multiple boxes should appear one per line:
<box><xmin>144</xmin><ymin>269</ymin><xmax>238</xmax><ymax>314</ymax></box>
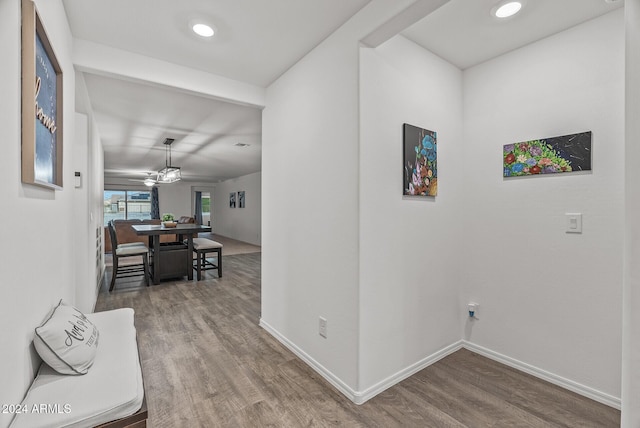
<box><xmin>358</xmin><ymin>35</ymin><xmax>464</xmax><ymax>393</ymax></box>
<box><xmin>623</xmin><ymin>0</ymin><xmax>640</xmax><ymax>425</ymax></box>
<box><xmin>262</xmin><ymin>0</ymin><xmax>414</xmax><ymax>395</ymax></box>
<box><xmin>0</xmin><ymin>1</ymin><xmax>83</xmax><ymax>426</ymax></box>
<box><xmin>461</xmin><ymin>10</ymin><xmax>624</xmax><ymax>403</ymax></box>
<box><xmin>213</xmin><ymin>172</ymin><xmax>261</xmax><ymax>245</ymax></box>
<box><xmin>73</xmin><ymin>112</ymin><xmax>92</xmax><ymax>311</ymax></box>
<box><xmin>73</xmin><ymin>71</ymin><xmax>106</xmax><ymax>313</ymax></box>
<box><xmin>157</xmin><ymin>181</ymin><xmax>193</xmax><ymax>219</ymax></box>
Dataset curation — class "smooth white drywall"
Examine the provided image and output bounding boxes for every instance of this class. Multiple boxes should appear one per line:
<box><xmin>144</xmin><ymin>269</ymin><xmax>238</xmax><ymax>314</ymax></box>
<box><xmin>623</xmin><ymin>0</ymin><xmax>640</xmax><ymax>425</ymax></box>
<box><xmin>73</xmin><ymin>112</ymin><xmax>93</xmax><ymax>312</ymax></box>
<box><xmin>462</xmin><ymin>10</ymin><xmax>624</xmax><ymax>399</ymax></box>
<box><xmin>262</xmin><ymin>0</ymin><xmax>414</xmax><ymax>392</ymax></box>
<box><xmin>358</xmin><ymin>35</ymin><xmax>463</xmax><ymax>391</ymax></box>
<box><xmin>73</xmin><ymin>39</ymin><xmax>266</xmax><ymax>109</ymax></box>
<box><xmin>0</xmin><ymin>1</ymin><xmax>80</xmax><ymax>426</ymax></box>
<box><xmin>73</xmin><ymin>71</ymin><xmax>106</xmax><ymax>313</ymax></box>
<box><xmin>158</xmin><ymin>181</ymin><xmax>193</xmax><ymax>219</ymax></box>
<box><xmin>213</xmin><ymin>172</ymin><xmax>261</xmax><ymax>245</ymax></box>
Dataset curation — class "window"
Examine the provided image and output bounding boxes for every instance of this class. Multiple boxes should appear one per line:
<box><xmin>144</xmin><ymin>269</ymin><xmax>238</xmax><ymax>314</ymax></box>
<box><xmin>103</xmin><ymin>190</ymin><xmax>152</xmax><ymax>226</ymax></box>
<box><xmin>201</xmin><ymin>195</ymin><xmax>210</xmax><ymax>216</ymax></box>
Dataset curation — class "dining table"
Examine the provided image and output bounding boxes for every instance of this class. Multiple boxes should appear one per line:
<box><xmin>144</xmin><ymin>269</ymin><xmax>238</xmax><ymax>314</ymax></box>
<box><xmin>131</xmin><ymin>223</ymin><xmax>212</xmax><ymax>284</ymax></box>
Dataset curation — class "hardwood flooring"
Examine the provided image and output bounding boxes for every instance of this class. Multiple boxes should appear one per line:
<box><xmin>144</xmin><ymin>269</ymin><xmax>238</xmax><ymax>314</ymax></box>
<box><xmin>96</xmin><ymin>253</ymin><xmax>620</xmax><ymax>427</ymax></box>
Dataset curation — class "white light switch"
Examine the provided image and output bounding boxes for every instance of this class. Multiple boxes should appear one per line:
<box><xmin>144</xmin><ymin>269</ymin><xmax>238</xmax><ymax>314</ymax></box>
<box><xmin>566</xmin><ymin>213</ymin><xmax>582</xmax><ymax>233</ymax></box>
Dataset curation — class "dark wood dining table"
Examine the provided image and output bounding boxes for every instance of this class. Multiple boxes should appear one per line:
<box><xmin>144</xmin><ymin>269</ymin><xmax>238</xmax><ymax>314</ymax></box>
<box><xmin>131</xmin><ymin>223</ymin><xmax>212</xmax><ymax>284</ymax></box>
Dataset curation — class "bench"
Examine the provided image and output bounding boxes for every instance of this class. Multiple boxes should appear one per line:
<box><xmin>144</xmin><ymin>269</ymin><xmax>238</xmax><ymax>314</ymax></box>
<box><xmin>10</xmin><ymin>308</ymin><xmax>147</xmax><ymax>428</ymax></box>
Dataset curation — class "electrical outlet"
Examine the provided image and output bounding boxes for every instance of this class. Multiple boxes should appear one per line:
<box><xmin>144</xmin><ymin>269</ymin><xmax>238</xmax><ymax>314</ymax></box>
<box><xmin>468</xmin><ymin>303</ymin><xmax>479</xmax><ymax>318</ymax></box>
<box><xmin>319</xmin><ymin>317</ymin><xmax>327</xmax><ymax>338</ymax></box>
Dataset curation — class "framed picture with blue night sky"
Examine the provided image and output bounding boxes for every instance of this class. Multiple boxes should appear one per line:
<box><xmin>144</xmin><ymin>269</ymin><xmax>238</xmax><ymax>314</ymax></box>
<box><xmin>503</xmin><ymin>131</ymin><xmax>592</xmax><ymax>177</ymax></box>
<box><xmin>21</xmin><ymin>0</ymin><xmax>64</xmax><ymax>189</ymax></box>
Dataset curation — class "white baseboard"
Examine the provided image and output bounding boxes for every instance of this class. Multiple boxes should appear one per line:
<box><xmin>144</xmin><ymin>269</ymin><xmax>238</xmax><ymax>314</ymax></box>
<box><xmin>259</xmin><ymin>318</ymin><xmax>462</xmax><ymax>405</ymax></box>
<box><xmin>355</xmin><ymin>340</ymin><xmax>463</xmax><ymax>404</ymax></box>
<box><xmin>258</xmin><ymin>321</ymin><xmax>620</xmax><ymax>409</ymax></box>
<box><xmin>259</xmin><ymin>318</ymin><xmax>360</xmax><ymax>402</ymax></box>
<box><xmin>462</xmin><ymin>341</ymin><xmax>621</xmax><ymax>410</ymax></box>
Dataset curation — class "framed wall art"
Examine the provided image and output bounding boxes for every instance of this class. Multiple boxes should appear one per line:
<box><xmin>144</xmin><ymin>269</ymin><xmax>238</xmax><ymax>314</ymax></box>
<box><xmin>22</xmin><ymin>0</ymin><xmax>63</xmax><ymax>189</ymax></box>
<box><xmin>238</xmin><ymin>191</ymin><xmax>245</xmax><ymax>208</ymax></box>
<box><xmin>229</xmin><ymin>192</ymin><xmax>236</xmax><ymax>208</ymax></box>
<box><xmin>503</xmin><ymin>131</ymin><xmax>592</xmax><ymax>177</ymax></box>
<box><xmin>403</xmin><ymin>123</ymin><xmax>437</xmax><ymax>197</ymax></box>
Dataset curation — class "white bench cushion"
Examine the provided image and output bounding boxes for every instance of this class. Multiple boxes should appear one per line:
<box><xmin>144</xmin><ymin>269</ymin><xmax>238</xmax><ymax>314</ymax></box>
<box><xmin>10</xmin><ymin>308</ymin><xmax>144</xmax><ymax>428</ymax></box>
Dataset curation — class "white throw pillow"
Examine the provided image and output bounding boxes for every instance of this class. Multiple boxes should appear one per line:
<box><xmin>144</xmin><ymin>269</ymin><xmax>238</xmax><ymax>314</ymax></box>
<box><xmin>33</xmin><ymin>300</ymin><xmax>100</xmax><ymax>375</ymax></box>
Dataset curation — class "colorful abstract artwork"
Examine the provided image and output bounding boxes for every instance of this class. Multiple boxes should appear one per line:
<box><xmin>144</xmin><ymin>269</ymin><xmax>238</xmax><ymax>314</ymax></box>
<box><xmin>403</xmin><ymin>123</ymin><xmax>437</xmax><ymax>196</ymax></box>
<box><xmin>503</xmin><ymin>131</ymin><xmax>592</xmax><ymax>177</ymax></box>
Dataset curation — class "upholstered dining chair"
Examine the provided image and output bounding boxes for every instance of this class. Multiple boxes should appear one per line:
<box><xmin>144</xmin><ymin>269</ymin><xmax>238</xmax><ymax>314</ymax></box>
<box><xmin>187</xmin><ymin>238</ymin><xmax>223</xmax><ymax>280</ymax></box>
<box><xmin>107</xmin><ymin>221</ymin><xmax>150</xmax><ymax>291</ymax></box>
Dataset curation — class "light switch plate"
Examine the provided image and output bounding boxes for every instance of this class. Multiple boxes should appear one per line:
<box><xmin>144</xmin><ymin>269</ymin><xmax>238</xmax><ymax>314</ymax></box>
<box><xmin>566</xmin><ymin>213</ymin><xmax>582</xmax><ymax>233</ymax></box>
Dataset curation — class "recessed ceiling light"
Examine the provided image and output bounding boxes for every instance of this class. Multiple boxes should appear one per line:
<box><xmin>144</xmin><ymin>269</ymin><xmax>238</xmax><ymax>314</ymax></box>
<box><xmin>192</xmin><ymin>23</ymin><xmax>214</xmax><ymax>38</ymax></box>
<box><xmin>494</xmin><ymin>1</ymin><xmax>522</xmax><ymax>18</ymax></box>
<box><xmin>235</xmin><ymin>143</ymin><xmax>250</xmax><ymax>147</ymax></box>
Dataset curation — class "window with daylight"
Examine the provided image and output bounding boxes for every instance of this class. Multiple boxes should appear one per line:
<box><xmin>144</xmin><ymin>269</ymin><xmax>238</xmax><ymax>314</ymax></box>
<box><xmin>103</xmin><ymin>190</ymin><xmax>152</xmax><ymax>226</ymax></box>
<box><xmin>201</xmin><ymin>194</ymin><xmax>210</xmax><ymax>216</ymax></box>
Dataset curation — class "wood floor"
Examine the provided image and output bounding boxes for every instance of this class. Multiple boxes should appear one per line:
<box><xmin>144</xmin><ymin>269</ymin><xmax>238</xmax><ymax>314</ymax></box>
<box><xmin>96</xmin><ymin>253</ymin><xmax>620</xmax><ymax>428</ymax></box>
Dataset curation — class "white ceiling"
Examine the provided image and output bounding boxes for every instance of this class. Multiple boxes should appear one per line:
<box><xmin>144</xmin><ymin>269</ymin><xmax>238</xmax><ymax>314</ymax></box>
<box><xmin>62</xmin><ymin>0</ymin><xmax>624</xmax><ymax>184</ymax></box>
<box><xmin>63</xmin><ymin>0</ymin><xmax>372</xmax><ymax>87</ymax></box>
<box><xmin>85</xmin><ymin>73</ymin><xmax>262</xmax><ymax>182</ymax></box>
<box><xmin>401</xmin><ymin>0</ymin><xmax>623</xmax><ymax>70</ymax></box>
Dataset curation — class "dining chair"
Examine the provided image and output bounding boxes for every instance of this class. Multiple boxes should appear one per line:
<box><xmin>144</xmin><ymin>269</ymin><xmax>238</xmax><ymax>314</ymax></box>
<box><xmin>107</xmin><ymin>221</ymin><xmax>150</xmax><ymax>291</ymax></box>
<box><xmin>188</xmin><ymin>238</ymin><xmax>223</xmax><ymax>280</ymax></box>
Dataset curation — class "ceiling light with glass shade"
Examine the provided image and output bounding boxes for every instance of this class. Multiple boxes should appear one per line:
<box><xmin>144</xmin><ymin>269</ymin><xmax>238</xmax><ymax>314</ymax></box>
<box><xmin>157</xmin><ymin>138</ymin><xmax>181</xmax><ymax>183</ymax></box>
<box><xmin>143</xmin><ymin>175</ymin><xmax>156</xmax><ymax>187</ymax></box>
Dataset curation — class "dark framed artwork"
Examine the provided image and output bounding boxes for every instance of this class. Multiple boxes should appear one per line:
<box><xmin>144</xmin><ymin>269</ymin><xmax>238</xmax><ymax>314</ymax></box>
<box><xmin>21</xmin><ymin>0</ymin><xmax>63</xmax><ymax>189</ymax></box>
<box><xmin>238</xmin><ymin>191</ymin><xmax>245</xmax><ymax>208</ymax></box>
<box><xmin>503</xmin><ymin>131</ymin><xmax>592</xmax><ymax>177</ymax></box>
<box><xmin>229</xmin><ymin>192</ymin><xmax>236</xmax><ymax>208</ymax></box>
<box><xmin>403</xmin><ymin>123</ymin><xmax>437</xmax><ymax>197</ymax></box>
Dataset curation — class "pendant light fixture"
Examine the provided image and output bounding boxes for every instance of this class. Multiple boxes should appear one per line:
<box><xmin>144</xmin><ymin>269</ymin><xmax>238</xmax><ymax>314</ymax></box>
<box><xmin>157</xmin><ymin>138</ymin><xmax>181</xmax><ymax>183</ymax></box>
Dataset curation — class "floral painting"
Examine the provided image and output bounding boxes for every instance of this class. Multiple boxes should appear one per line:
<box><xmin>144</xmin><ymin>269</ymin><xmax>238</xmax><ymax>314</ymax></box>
<box><xmin>503</xmin><ymin>131</ymin><xmax>591</xmax><ymax>177</ymax></box>
<box><xmin>403</xmin><ymin>123</ymin><xmax>437</xmax><ymax>196</ymax></box>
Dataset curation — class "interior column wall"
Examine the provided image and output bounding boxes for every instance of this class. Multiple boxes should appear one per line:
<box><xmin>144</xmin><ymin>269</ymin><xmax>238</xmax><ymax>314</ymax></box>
<box><xmin>74</xmin><ymin>70</ymin><xmax>106</xmax><ymax>313</ymax></box>
<box><xmin>623</xmin><ymin>0</ymin><xmax>640</xmax><ymax>425</ymax></box>
<box><xmin>461</xmin><ymin>10</ymin><xmax>624</xmax><ymax>402</ymax></box>
<box><xmin>261</xmin><ymin>0</ymin><xmax>414</xmax><ymax>395</ymax></box>
<box><xmin>358</xmin><ymin>35</ymin><xmax>464</xmax><ymax>394</ymax></box>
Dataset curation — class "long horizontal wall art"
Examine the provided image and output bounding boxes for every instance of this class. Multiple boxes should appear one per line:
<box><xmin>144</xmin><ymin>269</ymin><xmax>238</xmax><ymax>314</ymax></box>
<box><xmin>403</xmin><ymin>123</ymin><xmax>437</xmax><ymax>197</ymax></box>
<box><xmin>503</xmin><ymin>131</ymin><xmax>592</xmax><ymax>177</ymax></box>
